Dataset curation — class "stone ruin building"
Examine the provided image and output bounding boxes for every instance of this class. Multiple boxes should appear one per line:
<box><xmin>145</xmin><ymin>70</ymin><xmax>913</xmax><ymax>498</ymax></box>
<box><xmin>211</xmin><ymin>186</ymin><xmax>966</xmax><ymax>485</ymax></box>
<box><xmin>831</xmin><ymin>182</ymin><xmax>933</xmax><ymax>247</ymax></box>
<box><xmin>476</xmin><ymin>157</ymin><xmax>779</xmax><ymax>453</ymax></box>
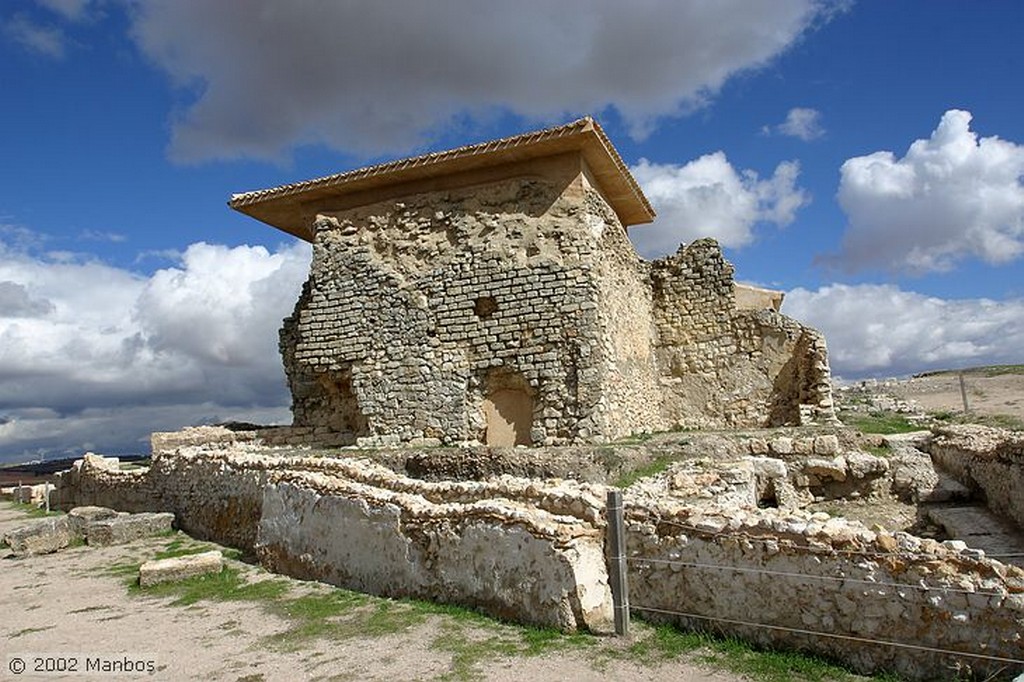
<box><xmin>230</xmin><ymin>117</ymin><xmax>834</xmax><ymax>448</ymax></box>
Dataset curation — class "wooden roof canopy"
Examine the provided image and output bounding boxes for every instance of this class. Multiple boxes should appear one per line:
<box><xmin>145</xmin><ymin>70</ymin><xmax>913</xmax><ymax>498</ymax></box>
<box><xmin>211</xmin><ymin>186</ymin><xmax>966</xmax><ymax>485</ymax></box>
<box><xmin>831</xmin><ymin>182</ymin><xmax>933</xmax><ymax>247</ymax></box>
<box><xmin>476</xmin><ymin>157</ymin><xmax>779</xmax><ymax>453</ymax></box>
<box><xmin>229</xmin><ymin>116</ymin><xmax>655</xmax><ymax>242</ymax></box>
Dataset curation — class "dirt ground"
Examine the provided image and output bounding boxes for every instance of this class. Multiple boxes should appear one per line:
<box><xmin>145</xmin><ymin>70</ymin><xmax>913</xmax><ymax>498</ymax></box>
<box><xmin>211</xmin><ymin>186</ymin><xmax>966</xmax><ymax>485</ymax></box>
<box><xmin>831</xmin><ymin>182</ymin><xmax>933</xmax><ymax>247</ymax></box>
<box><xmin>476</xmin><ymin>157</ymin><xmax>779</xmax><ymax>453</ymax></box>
<box><xmin>0</xmin><ymin>505</ymin><xmax>745</xmax><ymax>682</ymax></box>
<box><xmin>885</xmin><ymin>371</ymin><xmax>1024</xmax><ymax>421</ymax></box>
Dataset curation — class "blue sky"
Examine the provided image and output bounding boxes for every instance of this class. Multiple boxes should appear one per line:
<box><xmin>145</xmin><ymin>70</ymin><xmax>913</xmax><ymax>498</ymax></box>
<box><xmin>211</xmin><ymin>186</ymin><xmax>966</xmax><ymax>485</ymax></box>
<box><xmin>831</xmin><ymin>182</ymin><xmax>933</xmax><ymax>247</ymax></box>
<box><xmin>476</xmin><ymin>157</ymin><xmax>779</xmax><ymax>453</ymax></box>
<box><xmin>1</xmin><ymin>0</ymin><xmax>1022</xmax><ymax>462</ymax></box>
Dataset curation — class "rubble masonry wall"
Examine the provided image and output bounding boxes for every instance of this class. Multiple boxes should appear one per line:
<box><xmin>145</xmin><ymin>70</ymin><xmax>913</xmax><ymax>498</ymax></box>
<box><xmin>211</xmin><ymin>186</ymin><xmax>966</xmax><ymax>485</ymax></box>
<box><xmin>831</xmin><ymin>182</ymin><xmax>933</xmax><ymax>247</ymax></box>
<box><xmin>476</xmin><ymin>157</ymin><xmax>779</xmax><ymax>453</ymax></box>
<box><xmin>650</xmin><ymin>239</ymin><xmax>834</xmax><ymax>428</ymax></box>
<box><xmin>931</xmin><ymin>424</ymin><xmax>1024</xmax><ymax>529</ymax></box>
<box><xmin>281</xmin><ymin>155</ymin><xmax>658</xmax><ymax>445</ymax></box>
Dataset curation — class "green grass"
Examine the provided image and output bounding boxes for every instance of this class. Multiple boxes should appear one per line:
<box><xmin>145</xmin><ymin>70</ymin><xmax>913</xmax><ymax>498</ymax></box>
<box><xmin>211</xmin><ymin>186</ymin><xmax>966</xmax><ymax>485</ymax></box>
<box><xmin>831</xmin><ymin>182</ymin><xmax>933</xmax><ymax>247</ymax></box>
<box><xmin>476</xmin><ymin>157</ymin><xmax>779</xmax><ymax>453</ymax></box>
<box><xmin>864</xmin><ymin>443</ymin><xmax>892</xmax><ymax>458</ymax></box>
<box><xmin>840</xmin><ymin>411</ymin><xmax>922</xmax><ymax>435</ymax></box>
<box><xmin>607</xmin><ymin>622</ymin><xmax>903</xmax><ymax>682</ymax></box>
<box><xmin>9</xmin><ymin>625</ymin><xmax>56</xmax><ymax>639</ymax></box>
<box><xmin>132</xmin><ymin>565</ymin><xmax>291</xmax><ymax>606</ymax></box>
<box><xmin>614</xmin><ymin>454</ymin><xmax>678</xmax><ymax>488</ymax></box>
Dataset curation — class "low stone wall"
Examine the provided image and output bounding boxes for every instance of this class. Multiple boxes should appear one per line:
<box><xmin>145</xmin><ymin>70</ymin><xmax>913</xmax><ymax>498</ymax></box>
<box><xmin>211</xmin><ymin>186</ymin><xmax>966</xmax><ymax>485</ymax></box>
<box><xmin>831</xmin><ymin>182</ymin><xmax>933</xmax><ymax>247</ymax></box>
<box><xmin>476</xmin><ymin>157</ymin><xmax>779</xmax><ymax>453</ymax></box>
<box><xmin>53</xmin><ymin>446</ymin><xmax>611</xmax><ymax>632</ymax></box>
<box><xmin>930</xmin><ymin>425</ymin><xmax>1024</xmax><ymax>529</ymax></box>
<box><xmin>53</xmin><ymin>455</ymin><xmax>164</xmax><ymax>513</ymax></box>
<box><xmin>257</xmin><ymin>478</ymin><xmax>609</xmax><ymax>631</ymax></box>
<box><xmin>624</xmin><ymin>494</ymin><xmax>1024</xmax><ymax>681</ymax></box>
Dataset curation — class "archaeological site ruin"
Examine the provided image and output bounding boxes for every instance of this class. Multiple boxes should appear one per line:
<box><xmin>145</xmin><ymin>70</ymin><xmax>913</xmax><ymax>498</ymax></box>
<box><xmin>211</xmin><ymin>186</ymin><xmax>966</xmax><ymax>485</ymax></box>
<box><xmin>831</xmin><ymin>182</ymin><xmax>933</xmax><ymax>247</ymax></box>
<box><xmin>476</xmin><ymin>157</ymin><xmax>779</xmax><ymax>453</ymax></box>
<box><xmin>229</xmin><ymin>116</ymin><xmax>834</xmax><ymax>448</ymax></box>
<box><xmin>6</xmin><ymin>119</ymin><xmax>1022</xmax><ymax>681</ymax></box>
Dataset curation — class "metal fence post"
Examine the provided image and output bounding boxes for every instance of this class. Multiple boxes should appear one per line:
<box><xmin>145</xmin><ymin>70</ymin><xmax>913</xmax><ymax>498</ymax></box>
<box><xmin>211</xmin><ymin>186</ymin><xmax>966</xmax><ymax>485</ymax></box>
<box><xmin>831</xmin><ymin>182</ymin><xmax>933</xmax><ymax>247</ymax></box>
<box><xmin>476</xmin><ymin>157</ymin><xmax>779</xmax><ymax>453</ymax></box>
<box><xmin>606</xmin><ymin>489</ymin><xmax>630</xmax><ymax>636</ymax></box>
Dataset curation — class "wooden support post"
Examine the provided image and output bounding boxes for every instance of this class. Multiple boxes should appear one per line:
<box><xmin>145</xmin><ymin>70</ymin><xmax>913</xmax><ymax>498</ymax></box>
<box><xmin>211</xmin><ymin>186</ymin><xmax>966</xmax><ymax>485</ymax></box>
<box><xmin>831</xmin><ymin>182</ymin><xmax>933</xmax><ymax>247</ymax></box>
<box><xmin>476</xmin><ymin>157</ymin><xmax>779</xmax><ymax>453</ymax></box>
<box><xmin>606</xmin><ymin>489</ymin><xmax>630</xmax><ymax>636</ymax></box>
<box><xmin>959</xmin><ymin>371</ymin><xmax>971</xmax><ymax>414</ymax></box>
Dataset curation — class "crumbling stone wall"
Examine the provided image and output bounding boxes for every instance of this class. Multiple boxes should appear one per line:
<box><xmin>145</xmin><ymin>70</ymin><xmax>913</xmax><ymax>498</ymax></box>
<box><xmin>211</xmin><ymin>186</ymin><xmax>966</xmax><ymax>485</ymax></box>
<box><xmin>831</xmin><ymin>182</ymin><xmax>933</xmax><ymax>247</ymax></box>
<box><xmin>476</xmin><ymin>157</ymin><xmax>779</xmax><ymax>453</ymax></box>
<box><xmin>625</xmin><ymin>498</ymin><xmax>1024</xmax><ymax>681</ymax></box>
<box><xmin>281</xmin><ymin>154</ymin><xmax>667</xmax><ymax>446</ymax></box>
<box><xmin>54</xmin><ymin>444</ymin><xmax>1024</xmax><ymax>678</ymax></box>
<box><xmin>650</xmin><ymin>239</ymin><xmax>834</xmax><ymax>428</ymax></box>
<box><xmin>931</xmin><ymin>424</ymin><xmax>1024</xmax><ymax>528</ymax></box>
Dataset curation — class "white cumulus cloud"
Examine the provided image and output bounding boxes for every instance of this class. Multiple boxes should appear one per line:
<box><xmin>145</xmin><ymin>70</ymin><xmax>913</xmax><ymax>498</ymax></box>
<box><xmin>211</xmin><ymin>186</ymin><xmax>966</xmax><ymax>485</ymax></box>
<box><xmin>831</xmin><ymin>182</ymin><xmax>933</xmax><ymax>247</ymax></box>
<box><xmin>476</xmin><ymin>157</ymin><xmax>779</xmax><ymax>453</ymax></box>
<box><xmin>783</xmin><ymin>283</ymin><xmax>1024</xmax><ymax>378</ymax></box>
<box><xmin>630</xmin><ymin>154</ymin><xmax>810</xmax><ymax>257</ymax></box>
<box><xmin>834</xmin><ymin>109</ymin><xmax>1024</xmax><ymax>273</ymax></box>
<box><xmin>121</xmin><ymin>0</ymin><xmax>837</xmax><ymax>162</ymax></box>
<box><xmin>0</xmin><ymin>234</ymin><xmax>310</xmax><ymax>462</ymax></box>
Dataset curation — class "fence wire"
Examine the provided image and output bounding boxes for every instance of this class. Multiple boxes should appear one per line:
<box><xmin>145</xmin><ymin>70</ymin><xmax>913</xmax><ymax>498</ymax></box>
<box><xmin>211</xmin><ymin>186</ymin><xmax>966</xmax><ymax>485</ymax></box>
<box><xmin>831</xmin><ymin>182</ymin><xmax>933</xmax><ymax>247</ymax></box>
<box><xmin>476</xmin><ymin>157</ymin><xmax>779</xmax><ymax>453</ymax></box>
<box><xmin>622</xmin><ymin>509</ymin><xmax>1024</xmax><ymax>669</ymax></box>
<box><xmin>626</xmin><ymin>556</ymin><xmax>1009</xmax><ymax>598</ymax></box>
<box><xmin>629</xmin><ymin>604</ymin><xmax>1024</xmax><ymax>666</ymax></box>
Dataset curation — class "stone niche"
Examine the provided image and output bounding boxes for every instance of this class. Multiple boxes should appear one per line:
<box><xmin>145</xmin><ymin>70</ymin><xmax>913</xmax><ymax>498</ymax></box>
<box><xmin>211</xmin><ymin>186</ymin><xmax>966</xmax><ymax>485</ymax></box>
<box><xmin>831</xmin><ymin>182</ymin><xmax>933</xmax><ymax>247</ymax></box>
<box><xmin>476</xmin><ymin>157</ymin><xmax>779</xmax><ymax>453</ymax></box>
<box><xmin>231</xmin><ymin>117</ymin><xmax>836</xmax><ymax>447</ymax></box>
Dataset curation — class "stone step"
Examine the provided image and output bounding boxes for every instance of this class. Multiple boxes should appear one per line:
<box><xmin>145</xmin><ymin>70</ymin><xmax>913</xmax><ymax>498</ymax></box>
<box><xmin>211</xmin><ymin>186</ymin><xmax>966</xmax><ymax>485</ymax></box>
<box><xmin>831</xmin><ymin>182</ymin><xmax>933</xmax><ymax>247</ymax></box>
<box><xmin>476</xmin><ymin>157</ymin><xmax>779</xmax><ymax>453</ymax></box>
<box><xmin>926</xmin><ymin>505</ymin><xmax>1024</xmax><ymax>567</ymax></box>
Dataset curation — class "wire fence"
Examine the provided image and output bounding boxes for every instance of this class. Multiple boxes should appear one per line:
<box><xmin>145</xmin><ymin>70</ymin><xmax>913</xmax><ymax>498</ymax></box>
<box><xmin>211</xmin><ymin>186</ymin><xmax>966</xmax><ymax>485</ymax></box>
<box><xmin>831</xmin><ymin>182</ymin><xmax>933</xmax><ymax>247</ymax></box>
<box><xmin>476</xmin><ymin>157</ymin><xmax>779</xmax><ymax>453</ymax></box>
<box><xmin>605</xmin><ymin>491</ymin><xmax>1024</xmax><ymax>675</ymax></box>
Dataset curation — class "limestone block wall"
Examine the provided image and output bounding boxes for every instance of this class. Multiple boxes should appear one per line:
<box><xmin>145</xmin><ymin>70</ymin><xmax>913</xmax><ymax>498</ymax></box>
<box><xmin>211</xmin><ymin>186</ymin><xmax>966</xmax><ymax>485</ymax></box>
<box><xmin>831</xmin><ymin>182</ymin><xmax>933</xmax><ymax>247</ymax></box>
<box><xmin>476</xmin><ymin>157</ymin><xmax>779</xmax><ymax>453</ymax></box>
<box><xmin>624</xmin><ymin>498</ymin><xmax>1024</xmax><ymax>681</ymax></box>
<box><xmin>930</xmin><ymin>425</ymin><xmax>1024</xmax><ymax>529</ymax></box>
<box><xmin>651</xmin><ymin>239</ymin><xmax>835</xmax><ymax>428</ymax></box>
<box><xmin>281</xmin><ymin>159</ymin><xmax>664</xmax><ymax>446</ymax></box>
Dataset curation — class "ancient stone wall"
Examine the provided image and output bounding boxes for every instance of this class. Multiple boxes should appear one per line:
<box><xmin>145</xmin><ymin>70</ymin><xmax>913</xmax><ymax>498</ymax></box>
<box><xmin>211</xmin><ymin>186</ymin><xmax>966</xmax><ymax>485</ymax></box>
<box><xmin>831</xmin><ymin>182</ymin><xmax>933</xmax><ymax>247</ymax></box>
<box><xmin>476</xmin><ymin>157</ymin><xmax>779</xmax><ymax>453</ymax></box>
<box><xmin>931</xmin><ymin>424</ymin><xmax>1024</xmax><ymax>528</ymax></box>
<box><xmin>624</xmin><ymin>497</ymin><xmax>1024</xmax><ymax>681</ymax></box>
<box><xmin>650</xmin><ymin>239</ymin><xmax>834</xmax><ymax>428</ymax></box>
<box><xmin>54</xmin><ymin>447</ymin><xmax>611</xmax><ymax>632</ymax></box>
<box><xmin>281</xmin><ymin>158</ymin><xmax>652</xmax><ymax>447</ymax></box>
<box><xmin>583</xmin><ymin>189</ymin><xmax>665</xmax><ymax>440</ymax></box>
<box><xmin>53</xmin><ymin>455</ymin><xmax>164</xmax><ymax>514</ymax></box>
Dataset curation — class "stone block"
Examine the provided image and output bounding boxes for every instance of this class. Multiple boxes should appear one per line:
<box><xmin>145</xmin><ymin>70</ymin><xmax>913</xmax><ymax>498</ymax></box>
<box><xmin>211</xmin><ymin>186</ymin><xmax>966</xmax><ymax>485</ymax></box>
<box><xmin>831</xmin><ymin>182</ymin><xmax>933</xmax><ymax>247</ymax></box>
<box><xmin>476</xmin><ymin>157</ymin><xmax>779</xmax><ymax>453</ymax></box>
<box><xmin>769</xmin><ymin>437</ymin><xmax>793</xmax><ymax>455</ymax></box>
<box><xmin>812</xmin><ymin>435</ymin><xmax>840</xmax><ymax>456</ymax></box>
<box><xmin>792</xmin><ymin>438</ymin><xmax>814</xmax><ymax>455</ymax></box>
<box><xmin>802</xmin><ymin>457</ymin><xmax>847</xmax><ymax>482</ymax></box>
<box><xmin>3</xmin><ymin>517</ymin><xmax>73</xmax><ymax>556</ymax></box>
<box><xmin>86</xmin><ymin>512</ymin><xmax>175</xmax><ymax>546</ymax></box>
<box><xmin>67</xmin><ymin>505</ymin><xmax>120</xmax><ymax>537</ymax></box>
<box><xmin>139</xmin><ymin>550</ymin><xmax>224</xmax><ymax>587</ymax></box>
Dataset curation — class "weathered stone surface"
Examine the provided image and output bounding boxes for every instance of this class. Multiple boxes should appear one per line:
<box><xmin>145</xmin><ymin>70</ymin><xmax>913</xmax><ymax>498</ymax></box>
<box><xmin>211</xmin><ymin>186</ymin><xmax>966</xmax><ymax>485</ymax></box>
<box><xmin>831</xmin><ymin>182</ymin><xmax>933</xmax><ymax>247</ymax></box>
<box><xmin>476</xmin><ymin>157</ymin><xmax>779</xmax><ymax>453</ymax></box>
<box><xmin>889</xmin><ymin>450</ymin><xmax>941</xmax><ymax>503</ymax></box>
<box><xmin>256</xmin><ymin>481</ymin><xmax>611</xmax><ymax>633</ymax></box>
<box><xmin>86</xmin><ymin>512</ymin><xmax>174</xmax><ymax>546</ymax></box>
<box><xmin>3</xmin><ymin>517</ymin><xmax>73</xmax><ymax>556</ymax></box>
<box><xmin>930</xmin><ymin>424</ymin><xmax>1024</xmax><ymax>528</ymax></box>
<box><xmin>50</xmin><ymin>442</ymin><xmax>1024</xmax><ymax>681</ymax></box>
<box><xmin>812</xmin><ymin>434</ymin><xmax>840</xmax><ymax>456</ymax></box>
<box><xmin>139</xmin><ymin>550</ymin><xmax>224</xmax><ymax>587</ymax></box>
<box><xmin>224</xmin><ymin>120</ymin><xmax>834</xmax><ymax>451</ymax></box>
<box><xmin>67</xmin><ymin>505</ymin><xmax>119</xmax><ymax>536</ymax></box>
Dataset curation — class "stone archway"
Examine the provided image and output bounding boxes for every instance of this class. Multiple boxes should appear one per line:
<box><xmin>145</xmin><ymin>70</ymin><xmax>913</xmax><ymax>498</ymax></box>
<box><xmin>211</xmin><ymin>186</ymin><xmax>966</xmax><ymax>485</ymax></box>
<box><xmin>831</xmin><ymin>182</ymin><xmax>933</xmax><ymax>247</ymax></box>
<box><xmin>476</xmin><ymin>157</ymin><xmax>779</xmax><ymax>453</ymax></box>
<box><xmin>482</xmin><ymin>369</ymin><xmax>534</xmax><ymax>447</ymax></box>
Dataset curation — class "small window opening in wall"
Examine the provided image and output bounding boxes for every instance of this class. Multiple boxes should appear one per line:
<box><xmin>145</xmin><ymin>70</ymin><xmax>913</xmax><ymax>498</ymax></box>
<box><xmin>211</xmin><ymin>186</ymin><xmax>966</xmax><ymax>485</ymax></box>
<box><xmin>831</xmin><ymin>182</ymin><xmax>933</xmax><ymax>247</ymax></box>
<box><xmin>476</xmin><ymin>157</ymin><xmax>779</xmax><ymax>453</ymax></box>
<box><xmin>474</xmin><ymin>296</ymin><xmax>498</xmax><ymax>319</ymax></box>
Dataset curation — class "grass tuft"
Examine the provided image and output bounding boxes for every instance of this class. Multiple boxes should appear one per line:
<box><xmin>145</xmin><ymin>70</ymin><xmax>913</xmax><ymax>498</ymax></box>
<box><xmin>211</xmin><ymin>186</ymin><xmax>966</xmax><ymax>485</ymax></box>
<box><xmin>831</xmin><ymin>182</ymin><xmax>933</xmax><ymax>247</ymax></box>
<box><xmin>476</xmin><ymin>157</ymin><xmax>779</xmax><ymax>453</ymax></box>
<box><xmin>841</xmin><ymin>411</ymin><xmax>921</xmax><ymax>435</ymax></box>
<box><xmin>614</xmin><ymin>454</ymin><xmax>678</xmax><ymax>488</ymax></box>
